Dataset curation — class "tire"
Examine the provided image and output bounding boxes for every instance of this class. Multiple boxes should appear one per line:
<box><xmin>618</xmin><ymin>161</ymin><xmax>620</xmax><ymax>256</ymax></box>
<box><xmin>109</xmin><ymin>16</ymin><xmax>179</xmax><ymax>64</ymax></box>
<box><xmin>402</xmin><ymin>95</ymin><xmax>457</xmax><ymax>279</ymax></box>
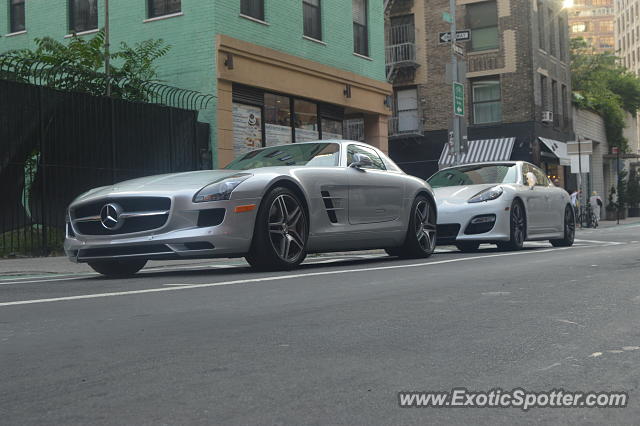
<box><xmin>455</xmin><ymin>242</ymin><xmax>481</xmax><ymax>252</ymax></box>
<box><xmin>88</xmin><ymin>259</ymin><xmax>147</xmax><ymax>278</ymax></box>
<box><xmin>393</xmin><ymin>195</ymin><xmax>437</xmax><ymax>259</ymax></box>
<box><xmin>246</xmin><ymin>187</ymin><xmax>308</xmax><ymax>271</ymax></box>
<box><xmin>497</xmin><ymin>200</ymin><xmax>526</xmax><ymax>251</ymax></box>
<box><xmin>550</xmin><ymin>205</ymin><xmax>576</xmax><ymax>247</ymax></box>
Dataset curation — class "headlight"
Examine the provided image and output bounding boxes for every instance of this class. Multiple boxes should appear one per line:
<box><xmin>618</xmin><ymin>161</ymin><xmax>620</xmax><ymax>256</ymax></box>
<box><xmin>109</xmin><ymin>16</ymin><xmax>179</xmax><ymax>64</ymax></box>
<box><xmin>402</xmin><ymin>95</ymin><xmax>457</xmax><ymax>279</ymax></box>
<box><xmin>193</xmin><ymin>174</ymin><xmax>252</xmax><ymax>203</ymax></box>
<box><xmin>468</xmin><ymin>186</ymin><xmax>504</xmax><ymax>203</ymax></box>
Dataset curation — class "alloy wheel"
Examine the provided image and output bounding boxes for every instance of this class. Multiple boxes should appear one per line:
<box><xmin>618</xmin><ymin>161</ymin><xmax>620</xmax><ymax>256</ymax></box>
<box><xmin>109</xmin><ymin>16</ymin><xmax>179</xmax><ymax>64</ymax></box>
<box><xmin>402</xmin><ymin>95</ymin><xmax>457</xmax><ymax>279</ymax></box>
<box><xmin>415</xmin><ymin>200</ymin><xmax>437</xmax><ymax>253</ymax></box>
<box><xmin>565</xmin><ymin>206</ymin><xmax>576</xmax><ymax>243</ymax></box>
<box><xmin>268</xmin><ymin>194</ymin><xmax>306</xmax><ymax>262</ymax></box>
<box><xmin>511</xmin><ymin>202</ymin><xmax>525</xmax><ymax>246</ymax></box>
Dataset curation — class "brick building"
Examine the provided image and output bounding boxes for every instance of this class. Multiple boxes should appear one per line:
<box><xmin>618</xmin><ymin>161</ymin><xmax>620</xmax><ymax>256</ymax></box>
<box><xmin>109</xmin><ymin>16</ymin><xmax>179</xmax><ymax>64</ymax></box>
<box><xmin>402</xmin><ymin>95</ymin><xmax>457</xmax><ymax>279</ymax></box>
<box><xmin>385</xmin><ymin>0</ymin><xmax>575</xmax><ymax>185</ymax></box>
<box><xmin>568</xmin><ymin>0</ymin><xmax>615</xmax><ymax>53</ymax></box>
<box><xmin>0</xmin><ymin>0</ymin><xmax>391</xmax><ymax>167</ymax></box>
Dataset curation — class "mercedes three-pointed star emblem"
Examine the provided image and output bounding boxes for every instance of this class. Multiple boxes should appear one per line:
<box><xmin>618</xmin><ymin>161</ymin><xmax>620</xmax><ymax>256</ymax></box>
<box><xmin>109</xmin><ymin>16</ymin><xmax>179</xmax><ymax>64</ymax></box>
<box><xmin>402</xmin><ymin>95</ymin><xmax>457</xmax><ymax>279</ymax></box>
<box><xmin>100</xmin><ymin>203</ymin><xmax>124</xmax><ymax>231</ymax></box>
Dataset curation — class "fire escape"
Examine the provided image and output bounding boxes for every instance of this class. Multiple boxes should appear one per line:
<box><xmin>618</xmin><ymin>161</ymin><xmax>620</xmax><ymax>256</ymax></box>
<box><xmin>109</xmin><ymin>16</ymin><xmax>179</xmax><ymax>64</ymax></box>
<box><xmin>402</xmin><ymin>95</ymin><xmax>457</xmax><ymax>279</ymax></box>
<box><xmin>385</xmin><ymin>1</ymin><xmax>422</xmax><ymax>138</ymax></box>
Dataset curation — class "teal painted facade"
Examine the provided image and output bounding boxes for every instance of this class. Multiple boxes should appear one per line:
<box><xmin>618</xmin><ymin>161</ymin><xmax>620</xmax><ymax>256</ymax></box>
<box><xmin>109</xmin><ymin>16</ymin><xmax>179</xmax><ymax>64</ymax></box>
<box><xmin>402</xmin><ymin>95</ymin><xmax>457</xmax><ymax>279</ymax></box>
<box><xmin>0</xmin><ymin>1</ymin><xmax>386</xmax><ymax>166</ymax></box>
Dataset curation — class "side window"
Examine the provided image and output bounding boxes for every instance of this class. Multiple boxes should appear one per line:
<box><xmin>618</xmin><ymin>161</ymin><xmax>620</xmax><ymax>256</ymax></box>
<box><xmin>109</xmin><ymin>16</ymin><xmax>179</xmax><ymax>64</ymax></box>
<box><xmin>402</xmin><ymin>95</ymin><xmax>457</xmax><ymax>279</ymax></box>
<box><xmin>347</xmin><ymin>145</ymin><xmax>386</xmax><ymax>170</ymax></box>
<box><xmin>532</xmin><ymin>167</ymin><xmax>550</xmax><ymax>186</ymax></box>
<box><xmin>522</xmin><ymin>164</ymin><xmax>536</xmax><ymax>187</ymax></box>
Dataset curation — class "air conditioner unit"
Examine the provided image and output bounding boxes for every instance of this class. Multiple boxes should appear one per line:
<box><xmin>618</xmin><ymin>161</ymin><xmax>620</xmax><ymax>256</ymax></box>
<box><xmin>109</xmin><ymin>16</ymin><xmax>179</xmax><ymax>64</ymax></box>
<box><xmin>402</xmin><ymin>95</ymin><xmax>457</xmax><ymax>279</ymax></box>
<box><xmin>541</xmin><ymin>111</ymin><xmax>554</xmax><ymax>123</ymax></box>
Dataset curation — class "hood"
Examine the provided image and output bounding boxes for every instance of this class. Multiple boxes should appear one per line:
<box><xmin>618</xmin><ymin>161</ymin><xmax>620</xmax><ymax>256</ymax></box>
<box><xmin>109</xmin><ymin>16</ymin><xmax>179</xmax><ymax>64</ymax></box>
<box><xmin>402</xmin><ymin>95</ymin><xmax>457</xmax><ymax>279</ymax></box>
<box><xmin>74</xmin><ymin>170</ymin><xmax>243</xmax><ymax>201</ymax></box>
<box><xmin>433</xmin><ymin>184</ymin><xmax>502</xmax><ymax>205</ymax></box>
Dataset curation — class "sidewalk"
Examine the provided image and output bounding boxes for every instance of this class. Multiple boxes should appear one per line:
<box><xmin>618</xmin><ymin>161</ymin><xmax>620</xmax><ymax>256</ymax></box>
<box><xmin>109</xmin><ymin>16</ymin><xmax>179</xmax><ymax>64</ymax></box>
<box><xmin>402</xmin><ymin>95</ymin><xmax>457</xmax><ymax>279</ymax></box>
<box><xmin>592</xmin><ymin>216</ymin><xmax>640</xmax><ymax>229</ymax></box>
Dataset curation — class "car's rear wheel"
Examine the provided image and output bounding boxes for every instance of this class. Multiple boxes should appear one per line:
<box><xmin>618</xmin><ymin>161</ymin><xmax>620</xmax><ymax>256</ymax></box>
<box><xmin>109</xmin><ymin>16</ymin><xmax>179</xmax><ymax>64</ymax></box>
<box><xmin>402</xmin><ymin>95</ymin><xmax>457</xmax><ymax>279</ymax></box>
<box><xmin>246</xmin><ymin>187</ymin><xmax>308</xmax><ymax>270</ymax></box>
<box><xmin>455</xmin><ymin>241</ymin><xmax>481</xmax><ymax>252</ymax></box>
<box><xmin>550</xmin><ymin>205</ymin><xmax>575</xmax><ymax>247</ymax></box>
<box><xmin>390</xmin><ymin>195</ymin><xmax>436</xmax><ymax>259</ymax></box>
<box><xmin>88</xmin><ymin>259</ymin><xmax>147</xmax><ymax>278</ymax></box>
<box><xmin>497</xmin><ymin>200</ymin><xmax>526</xmax><ymax>251</ymax></box>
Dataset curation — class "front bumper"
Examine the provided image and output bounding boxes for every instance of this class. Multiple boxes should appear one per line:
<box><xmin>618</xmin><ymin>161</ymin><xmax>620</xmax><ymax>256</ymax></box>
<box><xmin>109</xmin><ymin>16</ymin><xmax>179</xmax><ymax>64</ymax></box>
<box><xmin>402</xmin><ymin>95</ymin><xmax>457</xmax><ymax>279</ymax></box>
<box><xmin>64</xmin><ymin>196</ymin><xmax>260</xmax><ymax>263</ymax></box>
<box><xmin>436</xmin><ymin>199</ymin><xmax>512</xmax><ymax>245</ymax></box>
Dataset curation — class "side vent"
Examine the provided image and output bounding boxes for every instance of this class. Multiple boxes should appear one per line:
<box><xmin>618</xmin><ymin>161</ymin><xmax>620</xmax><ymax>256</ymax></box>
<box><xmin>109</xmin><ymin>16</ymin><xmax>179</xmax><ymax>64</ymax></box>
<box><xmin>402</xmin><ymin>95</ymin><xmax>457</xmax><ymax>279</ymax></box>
<box><xmin>321</xmin><ymin>191</ymin><xmax>339</xmax><ymax>223</ymax></box>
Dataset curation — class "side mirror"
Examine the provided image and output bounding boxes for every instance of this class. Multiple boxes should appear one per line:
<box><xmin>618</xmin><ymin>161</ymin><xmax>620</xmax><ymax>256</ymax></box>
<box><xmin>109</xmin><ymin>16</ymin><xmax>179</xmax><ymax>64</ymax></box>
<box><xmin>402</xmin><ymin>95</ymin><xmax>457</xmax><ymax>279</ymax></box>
<box><xmin>349</xmin><ymin>153</ymin><xmax>373</xmax><ymax>170</ymax></box>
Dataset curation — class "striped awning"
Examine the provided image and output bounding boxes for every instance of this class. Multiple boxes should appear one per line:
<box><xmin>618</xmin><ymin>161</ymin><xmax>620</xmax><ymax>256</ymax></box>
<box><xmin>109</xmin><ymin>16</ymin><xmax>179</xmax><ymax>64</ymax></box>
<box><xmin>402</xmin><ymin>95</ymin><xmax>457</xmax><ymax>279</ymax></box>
<box><xmin>438</xmin><ymin>137</ymin><xmax>516</xmax><ymax>168</ymax></box>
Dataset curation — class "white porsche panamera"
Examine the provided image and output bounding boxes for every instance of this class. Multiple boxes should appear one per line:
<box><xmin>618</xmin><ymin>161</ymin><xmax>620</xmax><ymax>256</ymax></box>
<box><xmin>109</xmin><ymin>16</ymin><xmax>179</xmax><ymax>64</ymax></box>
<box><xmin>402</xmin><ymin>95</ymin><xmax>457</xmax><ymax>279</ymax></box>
<box><xmin>427</xmin><ymin>161</ymin><xmax>575</xmax><ymax>252</ymax></box>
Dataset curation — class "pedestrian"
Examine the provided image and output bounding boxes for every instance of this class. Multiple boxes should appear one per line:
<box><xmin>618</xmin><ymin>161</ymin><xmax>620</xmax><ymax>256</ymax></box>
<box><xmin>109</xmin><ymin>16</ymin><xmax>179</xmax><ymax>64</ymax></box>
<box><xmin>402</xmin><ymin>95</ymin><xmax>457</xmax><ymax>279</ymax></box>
<box><xmin>570</xmin><ymin>189</ymin><xmax>582</xmax><ymax>227</ymax></box>
<box><xmin>590</xmin><ymin>191</ymin><xmax>603</xmax><ymax>221</ymax></box>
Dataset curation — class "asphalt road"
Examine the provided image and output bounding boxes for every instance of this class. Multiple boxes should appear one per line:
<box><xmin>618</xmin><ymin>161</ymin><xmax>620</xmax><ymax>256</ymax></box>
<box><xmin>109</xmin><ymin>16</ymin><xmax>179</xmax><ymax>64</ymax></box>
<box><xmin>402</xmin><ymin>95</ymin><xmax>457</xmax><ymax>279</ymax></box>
<box><xmin>2</xmin><ymin>224</ymin><xmax>640</xmax><ymax>425</ymax></box>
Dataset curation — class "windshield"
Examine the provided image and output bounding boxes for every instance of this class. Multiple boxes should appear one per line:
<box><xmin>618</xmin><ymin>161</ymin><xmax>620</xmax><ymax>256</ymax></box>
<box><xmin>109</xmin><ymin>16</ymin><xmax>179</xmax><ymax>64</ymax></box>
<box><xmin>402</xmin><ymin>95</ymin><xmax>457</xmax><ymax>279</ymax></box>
<box><xmin>428</xmin><ymin>164</ymin><xmax>518</xmax><ymax>188</ymax></box>
<box><xmin>225</xmin><ymin>143</ymin><xmax>340</xmax><ymax>170</ymax></box>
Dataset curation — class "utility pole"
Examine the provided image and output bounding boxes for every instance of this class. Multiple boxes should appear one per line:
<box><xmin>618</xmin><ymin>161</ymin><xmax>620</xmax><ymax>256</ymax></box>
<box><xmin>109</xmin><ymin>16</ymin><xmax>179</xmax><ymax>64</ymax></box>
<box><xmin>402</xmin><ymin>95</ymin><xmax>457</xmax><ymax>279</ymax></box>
<box><xmin>448</xmin><ymin>0</ymin><xmax>467</xmax><ymax>165</ymax></box>
<box><xmin>105</xmin><ymin>0</ymin><xmax>111</xmax><ymax>97</ymax></box>
<box><xmin>450</xmin><ymin>0</ymin><xmax>459</xmax><ymax>166</ymax></box>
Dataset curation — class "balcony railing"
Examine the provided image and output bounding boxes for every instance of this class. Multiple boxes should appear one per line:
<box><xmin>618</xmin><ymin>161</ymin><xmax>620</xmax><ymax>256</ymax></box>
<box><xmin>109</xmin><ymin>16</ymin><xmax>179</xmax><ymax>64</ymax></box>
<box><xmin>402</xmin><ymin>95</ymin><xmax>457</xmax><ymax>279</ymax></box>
<box><xmin>385</xmin><ymin>24</ymin><xmax>417</xmax><ymax>67</ymax></box>
<box><xmin>388</xmin><ymin>115</ymin><xmax>424</xmax><ymax>138</ymax></box>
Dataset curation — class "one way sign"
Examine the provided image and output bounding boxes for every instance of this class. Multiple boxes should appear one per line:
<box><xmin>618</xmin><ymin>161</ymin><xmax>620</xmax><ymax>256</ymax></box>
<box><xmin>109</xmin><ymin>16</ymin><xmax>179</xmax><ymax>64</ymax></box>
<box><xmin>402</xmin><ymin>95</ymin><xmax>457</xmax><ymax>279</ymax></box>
<box><xmin>439</xmin><ymin>30</ymin><xmax>471</xmax><ymax>44</ymax></box>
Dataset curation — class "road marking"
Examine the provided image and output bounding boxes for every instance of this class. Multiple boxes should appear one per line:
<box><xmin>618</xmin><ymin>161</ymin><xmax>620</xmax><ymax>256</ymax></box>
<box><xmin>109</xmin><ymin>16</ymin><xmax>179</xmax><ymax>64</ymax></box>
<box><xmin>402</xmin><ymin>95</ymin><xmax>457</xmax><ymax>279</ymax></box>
<box><xmin>574</xmin><ymin>238</ymin><xmax>624</xmax><ymax>245</ymax></box>
<box><xmin>0</xmin><ymin>245</ymin><xmax>587</xmax><ymax>308</ymax></box>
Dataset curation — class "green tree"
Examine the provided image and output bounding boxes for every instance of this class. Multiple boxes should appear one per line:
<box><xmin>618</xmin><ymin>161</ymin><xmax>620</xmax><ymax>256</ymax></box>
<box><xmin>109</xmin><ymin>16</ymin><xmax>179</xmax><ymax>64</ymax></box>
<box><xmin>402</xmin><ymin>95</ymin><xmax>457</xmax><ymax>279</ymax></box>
<box><xmin>570</xmin><ymin>38</ymin><xmax>640</xmax><ymax>152</ymax></box>
<box><xmin>627</xmin><ymin>167</ymin><xmax>640</xmax><ymax>208</ymax></box>
<box><xmin>2</xmin><ymin>30</ymin><xmax>170</xmax><ymax>101</ymax></box>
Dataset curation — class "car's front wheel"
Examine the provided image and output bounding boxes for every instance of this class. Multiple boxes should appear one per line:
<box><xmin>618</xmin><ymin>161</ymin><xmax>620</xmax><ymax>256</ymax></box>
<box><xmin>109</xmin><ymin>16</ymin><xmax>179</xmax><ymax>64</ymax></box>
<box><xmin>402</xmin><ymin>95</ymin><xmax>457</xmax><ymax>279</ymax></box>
<box><xmin>550</xmin><ymin>205</ymin><xmax>575</xmax><ymax>247</ymax></box>
<box><xmin>88</xmin><ymin>259</ymin><xmax>147</xmax><ymax>278</ymax></box>
<box><xmin>388</xmin><ymin>195</ymin><xmax>437</xmax><ymax>259</ymax></box>
<box><xmin>497</xmin><ymin>200</ymin><xmax>526</xmax><ymax>251</ymax></box>
<box><xmin>246</xmin><ymin>187</ymin><xmax>308</xmax><ymax>271</ymax></box>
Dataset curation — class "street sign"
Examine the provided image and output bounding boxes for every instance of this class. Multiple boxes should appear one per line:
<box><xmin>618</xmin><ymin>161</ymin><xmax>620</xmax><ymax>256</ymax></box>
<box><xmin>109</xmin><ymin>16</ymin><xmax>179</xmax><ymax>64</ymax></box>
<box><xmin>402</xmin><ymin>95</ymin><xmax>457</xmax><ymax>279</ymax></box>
<box><xmin>452</xmin><ymin>43</ymin><xmax>465</xmax><ymax>57</ymax></box>
<box><xmin>445</xmin><ymin>61</ymin><xmax>467</xmax><ymax>84</ymax></box>
<box><xmin>567</xmin><ymin>140</ymin><xmax>593</xmax><ymax>155</ymax></box>
<box><xmin>442</xmin><ymin>12</ymin><xmax>453</xmax><ymax>23</ymax></box>
<box><xmin>612</xmin><ymin>146</ymin><xmax>619</xmax><ymax>154</ymax></box>
<box><xmin>453</xmin><ymin>82</ymin><xmax>464</xmax><ymax>116</ymax></box>
<box><xmin>439</xmin><ymin>30</ymin><xmax>471</xmax><ymax>44</ymax></box>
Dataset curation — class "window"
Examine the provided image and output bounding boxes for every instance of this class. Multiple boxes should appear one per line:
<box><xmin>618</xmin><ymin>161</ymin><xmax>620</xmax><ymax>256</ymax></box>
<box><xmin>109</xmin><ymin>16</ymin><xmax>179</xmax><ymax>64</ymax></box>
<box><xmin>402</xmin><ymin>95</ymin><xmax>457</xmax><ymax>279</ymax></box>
<box><xmin>321</xmin><ymin>118</ymin><xmax>343</xmax><ymax>139</ymax></box>
<box><xmin>294</xmin><ymin>99</ymin><xmax>319</xmax><ymax>142</ymax></box>
<box><xmin>69</xmin><ymin>0</ymin><xmax>98</xmax><ymax>33</ymax></box>
<box><xmin>353</xmin><ymin>0</ymin><xmax>369</xmax><ymax>56</ymax></box>
<box><xmin>265</xmin><ymin>94</ymin><xmax>292</xmax><ymax>146</ymax></box>
<box><xmin>540</xmin><ymin>75</ymin><xmax>548</xmax><ymax>111</ymax></box>
<box><xmin>561</xmin><ymin>84</ymin><xmax>569</xmax><ymax>128</ymax></box>
<box><xmin>472</xmin><ymin>79</ymin><xmax>501</xmax><ymax>124</ymax></box>
<box><xmin>552</xmin><ymin>80</ymin><xmax>559</xmax><ymax>127</ymax></box>
<box><xmin>571</xmin><ymin>22</ymin><xmax>586</xmax><ymax>33</ymax></box>
<box><xmin>148</xmin><ymin>0</ymin><xmax>181</xmax><ymax>19</ymax></box>
<box><xmin>468</xmin><ymin>1</ymin><xmax>499</xmax><ymax>52</ymax></box>
<box><xmin>241</xmin><ymin>0</ymin><xmax>264</xmax><ymax>21</ymax></box>
<box><xmin>395</xmin><ymin>88</ymin><xmax>419</xmax><ymax>133</ymax></box>
<box><xmin>9</xmin><ymin>0</ymin><xmax>25</xmax><ymax>33</ymax></box>
<box><xmin>548</xmin><ymin>8</ymin><xmax>556</xmax><ymax>56</ymax></box>
<box><xmin>558</xmin><ymin>16</ymin><xmax>566</xmax><ymax>61</ymax></box>
<box><xmin>347</xmin><ymin>144</ymin><xmax>386</xmax><ymax>170</ymax></box>
<box><xmin>600</xmin><ymin>21</ymin><xmax>614</xmax><ymax>32</ymax></box>
<box><xmin>303</xmin><ymin>0</ymin><xmax>322</xmax><ymax>40</ymax></box>
<box><xmin>537</xmin><ymin>1</ymin><xmax>545</xmax><ymax>50</ymax></box>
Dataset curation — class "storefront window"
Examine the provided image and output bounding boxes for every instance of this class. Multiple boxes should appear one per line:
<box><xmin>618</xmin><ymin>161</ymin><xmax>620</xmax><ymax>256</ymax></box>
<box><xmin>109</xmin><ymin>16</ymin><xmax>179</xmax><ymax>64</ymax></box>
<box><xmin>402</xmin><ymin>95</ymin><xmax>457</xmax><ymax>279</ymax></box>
<box><xmin>265</xmin><ymin>94</ymin><xmax>292</xmax><ymax>146</ymax></box>
<box><xmin>232</xmin><ymin>103</ymin><xmax>263</xmax><ymax>157</ymax></box>
<box><xmin>294</xmin><ymin>99</ymin><xmax>319</xmax><ymax>142</ymax></box>
<box><xmin>321</xmin><ymin>118</ymin><xmax>343</xmax><ymax>140</ymax></box>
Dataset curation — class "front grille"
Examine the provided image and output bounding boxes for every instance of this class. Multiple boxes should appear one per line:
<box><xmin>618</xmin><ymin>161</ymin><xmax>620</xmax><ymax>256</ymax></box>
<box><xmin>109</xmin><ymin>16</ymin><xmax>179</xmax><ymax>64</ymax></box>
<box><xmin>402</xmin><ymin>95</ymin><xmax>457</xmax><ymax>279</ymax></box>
<box><xmin>78</xmin><ymin>244</ymin><xmax>171</xmax><ymax>258</ymax></box>
<box><xmin>76</xmin><ymin>215</ymin><xmax>169</xmax><ymax>235</ymax></box>
<box><xmin>72</xmin><ymin>197</ymin><xmax>171</xmax><ymax>236</ymax></box>
<box><xmin>436</xmin><ymin>224</ymin><xmax>461</xmax><ymax>244</ymax></box>
<box><xmin>73</xmin><ymin>197</ymin><xmax>170</xmax><ymax>219</ymax></box>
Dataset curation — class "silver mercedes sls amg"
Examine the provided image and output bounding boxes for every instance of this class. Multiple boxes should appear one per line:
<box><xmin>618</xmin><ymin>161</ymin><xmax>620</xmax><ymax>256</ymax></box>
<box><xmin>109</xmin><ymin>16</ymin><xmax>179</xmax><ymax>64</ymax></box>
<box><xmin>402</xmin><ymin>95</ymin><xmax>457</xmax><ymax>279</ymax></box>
<box><xmin>427</xmin><ymin>161</ymin><xmax>575</xmax><ymax>252</ymax></box>
<box><xmin>65</xmin><ymin>141</ymin><xmax>437</xmax><ymax>276</ymax></box>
